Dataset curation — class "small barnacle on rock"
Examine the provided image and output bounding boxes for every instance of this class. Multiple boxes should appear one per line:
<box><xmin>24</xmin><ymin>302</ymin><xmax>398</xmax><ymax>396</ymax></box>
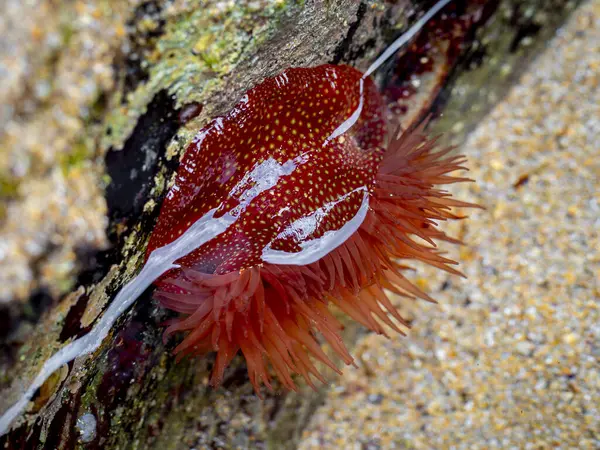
<box><xmin>76</xmin><ymin>412</ymin><xmax>97</xmax><ymax>443</ymax></box>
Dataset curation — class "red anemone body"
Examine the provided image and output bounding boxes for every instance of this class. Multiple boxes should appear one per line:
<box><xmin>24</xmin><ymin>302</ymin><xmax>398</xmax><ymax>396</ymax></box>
<box><xmin>146</xmin><ymin>64</ymin><xmax>473</xmax><ymax>391</ymax></box>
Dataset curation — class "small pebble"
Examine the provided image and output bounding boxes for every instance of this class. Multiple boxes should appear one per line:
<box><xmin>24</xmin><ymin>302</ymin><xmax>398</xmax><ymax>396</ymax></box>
<box><xmin>76</xmin><ymin>413</ymin><xmax>97</xmax><ymax>443</ymax></box>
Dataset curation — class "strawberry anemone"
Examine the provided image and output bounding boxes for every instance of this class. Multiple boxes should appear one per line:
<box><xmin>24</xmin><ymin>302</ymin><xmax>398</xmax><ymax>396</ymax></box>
<box><xmin>146</xmin><ymin>65</ymin><xmax>476</xmax><ymax>392</ymax></box>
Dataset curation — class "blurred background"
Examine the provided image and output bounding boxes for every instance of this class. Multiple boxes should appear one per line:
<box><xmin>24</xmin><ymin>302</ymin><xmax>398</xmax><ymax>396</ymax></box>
<box><xmin>0</xmin><ymin>0</ymin><xmax>598</xmax><ymax>448</ymax></box>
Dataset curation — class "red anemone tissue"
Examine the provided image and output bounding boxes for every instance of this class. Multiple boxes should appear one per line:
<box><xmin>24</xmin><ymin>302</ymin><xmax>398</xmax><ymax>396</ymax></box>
<box><xmin>146</xmin><ymin>64</ymin><xmax>476</xmax><ymax>392</ymax></box>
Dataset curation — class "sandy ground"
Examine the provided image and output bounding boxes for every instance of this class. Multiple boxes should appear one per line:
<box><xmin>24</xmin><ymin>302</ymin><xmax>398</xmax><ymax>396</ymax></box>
<box><xmin>298</xmin><ymin>1</ymin><xmax>600</xmax><ymax>448</ymax></box>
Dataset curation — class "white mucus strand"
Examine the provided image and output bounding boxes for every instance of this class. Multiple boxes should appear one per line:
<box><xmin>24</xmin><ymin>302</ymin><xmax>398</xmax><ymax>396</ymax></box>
<box><xmin>325</xmin><ymin>78</ymin><xmax>364</xmax><ymax>143</ymax></box>
<box><xmin>262</xmin><ymin>187</ymin><xmax>369</xmax><ymax>266</ymax></box>
<box><xmin>326</xmin><ymin>0</ymin><xmax>451</xmax><ymax>144</ymax></box>
<box><xmin>363</xmin><ymin>0</ymin><xmax>452</xmax><ymax>78</ymax></box>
